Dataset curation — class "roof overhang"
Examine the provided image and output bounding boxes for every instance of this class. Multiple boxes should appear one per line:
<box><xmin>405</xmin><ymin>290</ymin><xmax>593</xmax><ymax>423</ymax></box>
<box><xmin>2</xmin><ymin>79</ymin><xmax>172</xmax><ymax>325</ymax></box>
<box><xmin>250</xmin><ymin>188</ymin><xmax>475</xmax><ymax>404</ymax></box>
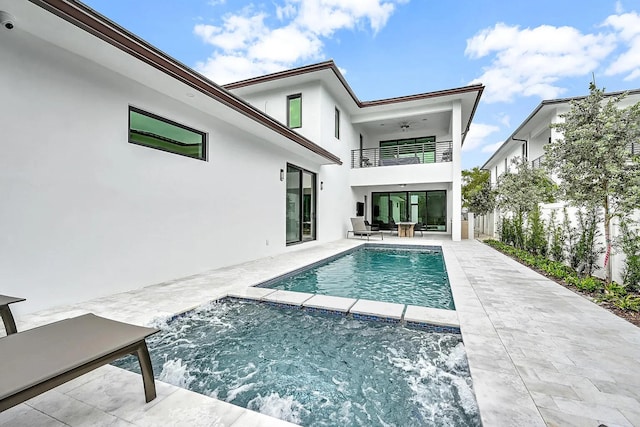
<box><xmin>225</xmin><ymin>61</ymin><xmax>484</xmax><ymax>145</ymax></box>
<box><xmin>7</xmin><ymin>0</ymin><xmax>341</xmax><ymax>165</ymax></box>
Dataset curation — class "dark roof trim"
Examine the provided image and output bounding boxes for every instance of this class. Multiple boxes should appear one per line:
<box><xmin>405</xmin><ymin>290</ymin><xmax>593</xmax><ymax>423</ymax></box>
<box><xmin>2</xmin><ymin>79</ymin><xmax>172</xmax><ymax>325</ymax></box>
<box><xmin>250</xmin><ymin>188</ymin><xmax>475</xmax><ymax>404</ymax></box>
<box><xmin>481</xmin><ymin>87</ymin><xmax>640</xmax><ymax>168</ymax></box>
<box><xmin>225</xmin><ymin>60</ymin><xmax>484</xmax><ymax>110</ymax></box>
<box><xmin>29</xmin><ymin>0</ymin><xmax>341</xmax><ymax>165</ymax></box>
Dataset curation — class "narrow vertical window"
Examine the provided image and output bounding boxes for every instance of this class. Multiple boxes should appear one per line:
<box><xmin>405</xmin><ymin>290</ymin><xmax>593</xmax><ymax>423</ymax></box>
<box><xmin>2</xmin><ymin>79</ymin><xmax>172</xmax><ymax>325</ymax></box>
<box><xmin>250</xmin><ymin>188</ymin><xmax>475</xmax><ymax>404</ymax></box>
<box><xmin>287</xmin><ymin>94</ymin><xmax>302</xmax><ymax>129</ymax></box>
<box><xmin>335</xmin><ymin>107</ymin><xmax>340</xmax><ymax>139</ymax></box>
<box><xmin>504</xmin><ymin>158</ymin><xmax>508</xmax><ymax>173</ymax></box>
<box><xmin>521</xmin><ymin>142</ymin><xmax>527</xmax><ymax>160</ymax></box>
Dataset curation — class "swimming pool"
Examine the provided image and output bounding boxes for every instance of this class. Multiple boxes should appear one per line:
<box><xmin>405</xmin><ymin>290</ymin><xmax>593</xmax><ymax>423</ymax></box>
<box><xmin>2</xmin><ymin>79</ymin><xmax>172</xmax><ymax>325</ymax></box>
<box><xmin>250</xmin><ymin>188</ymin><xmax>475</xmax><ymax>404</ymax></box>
<box><xmin>115</xmin><ymin>299</ymin><xmax>479</xmax><ymax>426</ymax></box>
<box><xmin>261</xmin><ymin>246</ymin><xmax>454</xmax><ymax>310</ymax></box>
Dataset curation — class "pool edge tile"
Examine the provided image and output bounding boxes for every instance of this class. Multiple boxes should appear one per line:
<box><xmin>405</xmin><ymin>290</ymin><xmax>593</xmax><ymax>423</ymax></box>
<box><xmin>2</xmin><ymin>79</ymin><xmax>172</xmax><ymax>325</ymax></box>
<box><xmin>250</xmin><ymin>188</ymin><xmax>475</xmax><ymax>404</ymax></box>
<box><xmin>302</xmin><ymin>295</ymin><xmax>357</xmax><ymax>313</ymax></box>
<box><xmin>349</xmin><ymin>299</ymin><xmax>405</xmax><ymax>320</ymax></box>
<box><xmin>404</xmin><ymin>305</ymin><xmax>460</xmax><ymax>328</ymax></box>
<box><xmin>261</xmin><ymin>290</ymin><xmax>314</xmax><ymax>306</ymax></box>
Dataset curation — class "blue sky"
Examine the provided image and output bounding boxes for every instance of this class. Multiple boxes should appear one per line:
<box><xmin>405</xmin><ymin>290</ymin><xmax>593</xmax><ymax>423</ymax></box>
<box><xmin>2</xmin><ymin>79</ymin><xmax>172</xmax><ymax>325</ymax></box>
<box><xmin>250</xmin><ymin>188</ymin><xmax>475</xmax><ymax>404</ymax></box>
<box><xmin>83</xmin><ymin>0</ymin><xmax>640</xmax><ymax>169</ymax></box>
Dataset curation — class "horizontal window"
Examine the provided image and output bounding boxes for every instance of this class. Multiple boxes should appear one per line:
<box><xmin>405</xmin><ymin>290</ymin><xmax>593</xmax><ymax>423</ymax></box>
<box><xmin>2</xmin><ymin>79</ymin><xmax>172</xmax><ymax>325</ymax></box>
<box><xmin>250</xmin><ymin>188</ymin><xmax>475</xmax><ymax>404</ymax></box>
<box><xmin>129</xmin><ymin>106</ymin><xmax>207</xmax><ymax>161</ymax></box>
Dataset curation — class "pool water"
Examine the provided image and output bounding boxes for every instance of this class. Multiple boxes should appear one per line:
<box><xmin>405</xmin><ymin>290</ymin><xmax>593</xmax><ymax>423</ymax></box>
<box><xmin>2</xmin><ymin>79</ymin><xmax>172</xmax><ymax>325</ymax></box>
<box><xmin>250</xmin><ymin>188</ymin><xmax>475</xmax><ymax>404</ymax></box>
<box><xmin>115</xmin><ymin>300</ymin><xmax>480</xmax><ymax>426</ymax></box>
<box><xmin>263</xmin><ymin>247</ymin><xmax>454</xmax><ymax>309</ymax></box>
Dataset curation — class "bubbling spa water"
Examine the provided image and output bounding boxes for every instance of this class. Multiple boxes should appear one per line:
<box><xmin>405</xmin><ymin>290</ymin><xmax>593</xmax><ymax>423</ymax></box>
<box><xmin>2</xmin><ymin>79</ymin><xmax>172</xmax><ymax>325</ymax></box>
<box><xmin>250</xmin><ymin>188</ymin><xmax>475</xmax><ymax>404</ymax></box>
<box><xmin>115</xmin><ymin>300</ymin><xmax>480</xmax><ymax>426</ymax></box>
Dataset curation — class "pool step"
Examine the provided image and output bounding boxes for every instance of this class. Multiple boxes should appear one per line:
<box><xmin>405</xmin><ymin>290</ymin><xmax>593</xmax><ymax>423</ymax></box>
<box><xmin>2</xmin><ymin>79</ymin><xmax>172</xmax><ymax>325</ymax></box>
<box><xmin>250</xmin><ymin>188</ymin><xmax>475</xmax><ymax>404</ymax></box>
<box><xmin>225</xmin><ymin>289</ymin><xmax>460</xmax><ymax>331</ymax></box>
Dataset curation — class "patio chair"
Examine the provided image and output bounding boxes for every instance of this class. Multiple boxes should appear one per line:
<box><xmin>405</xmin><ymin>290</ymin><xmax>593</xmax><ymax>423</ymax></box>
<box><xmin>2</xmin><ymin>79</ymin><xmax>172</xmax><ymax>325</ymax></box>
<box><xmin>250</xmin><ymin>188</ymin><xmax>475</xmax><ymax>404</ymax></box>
<box><xmin>0</xmin><ymin>313</ymin><xmax>159</xmax><ymax>412</ymax></box>
<box><xmin>414</xmin><ymin>222</ymin><xmax>425</xmax><ymax>237</ymax></box>
<box><xmin>347</xmin><ymin>217</ymin><xmax>383</xmax><ymax>240</ymax></box>
<box><xmin>364</xmin><ymin>220</ymin><xmax>380</xmax><ymax>231</ymax></box>
<box><xmin>389</xmin><ymin>218</ymin><xmax>398</xmax><ymax>235</ymax></box>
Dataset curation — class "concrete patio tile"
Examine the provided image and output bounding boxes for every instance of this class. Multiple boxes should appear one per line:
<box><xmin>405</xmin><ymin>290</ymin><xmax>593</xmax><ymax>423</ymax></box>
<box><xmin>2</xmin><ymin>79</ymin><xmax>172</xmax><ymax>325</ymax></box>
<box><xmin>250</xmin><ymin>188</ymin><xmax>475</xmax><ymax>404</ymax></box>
<box><xmin>528</xmin><ymin>391</ymin><xmax>558</xmax><ymax>410</ymax></box>
<box><xmin>25</xmin><ymin>390</ymin><xmax>132</xmax><ymax>427</ymax></box>
<box><xmin>465</xmin><ymin>350</ymin><xmax>517</xmax><ymax>374</ymax></box>
<box><xmin>349</xmin><ymin>299</ymin><xmax>405</xmax><ymax>320</ymax></box>
<box><xmin>469</xmin><ymin>367</ymin><xmax>545</xmax><ymax>427</ymax></box>
<box><xmin>551</xmin><ymin>397</ymin><xmax>633</xmax><ymax>427</ymax></box>
<box><xmin>133</xmin><ymin>388</ymin><xmax>245</xmax><ymax>427</ymax></box>
<box><xmin>619</xmin><ymin>407</ymin><xmax>640</xmax><ymax>426</ymax></box>
<box><xmin>226</xmin><ymin>286</ymin><xmax>278</xmax><ymax>301</ymax></box>
<box><xmin>230</xmin><ymin>410</ymin><xmax>298</xmax><ymax>426</ymax></box>
<box><xmin>522</xmin><ymin>378</ymin><xmax>581</xmax><ymax>400</ymax></box>
<box><xmin>591</xmin><ymin>379</ymin><xmax>640</xmax><ymax>401</ymax></box>
<box><xmin>302</xmin><ymin>294</ymin><xmax>357</xmax><ymax>312</ymax></box>
<box><xmin>261</xmin><ymin>290</ymin><xmax>314</xmax><ymax>306</ymax></box>
<box><xmin>63</xmin><ymin>366</ymin><xmax>176</xmax><ymax>422</ymax></box>
<box><xmin>0</xmin><ymin>403</ymin><xmax>67</xmax><ymax>427</ymax></box>
<box><xmin>538</xmin><ymin>407</ymin><xmax>604</xmax><ymax>427</ymax></box>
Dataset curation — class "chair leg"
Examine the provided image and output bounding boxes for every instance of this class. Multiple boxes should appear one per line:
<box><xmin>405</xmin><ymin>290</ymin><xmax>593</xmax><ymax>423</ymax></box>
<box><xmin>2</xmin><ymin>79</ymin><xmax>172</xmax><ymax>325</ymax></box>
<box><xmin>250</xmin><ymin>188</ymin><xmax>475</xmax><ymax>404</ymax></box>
<box><xmin>0</xmin><ymin>305</ymin><xmax>18</xmax><ymax>335</ymax></box>
<box><xmin>135</xmin><ymin>342</ymin><xmax>157</xmax><ymax>403</ymax></box>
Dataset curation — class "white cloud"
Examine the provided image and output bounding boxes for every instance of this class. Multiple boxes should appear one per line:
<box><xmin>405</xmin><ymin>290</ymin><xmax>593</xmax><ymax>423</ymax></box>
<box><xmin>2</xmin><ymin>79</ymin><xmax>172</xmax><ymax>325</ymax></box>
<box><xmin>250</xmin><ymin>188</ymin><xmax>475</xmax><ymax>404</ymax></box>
<box><xmin>193</xmin><ymin>0</ymin><xmax>404</xmax><ymax>84</ymax></box>
<box><xmin>481</xmin><ymin>141</ymin><xmax>505</xmax><ymax>154</ymax></box>
<box><xmin>497</xmin><ymin>113</ymin><xmax>510</xmax><ymax>128</ymax></box>
<box><xmin>463</xmin><ymin>123</ymin><xmax>500</xmax><ymax>152</ymax></box>
<box><xmin>615</xmin><ymin>1</ymin><xmax>624</xmax><ymax>14</ymax></box>
<box><xmin>603</xmin><ymin>11</ymin><xmax>640</xmax><ymax>81</ymax></box>
<box><xmin>465</xmin><ymin>23</ymin><xmax>616</xmax><ymax>103</ymax></box>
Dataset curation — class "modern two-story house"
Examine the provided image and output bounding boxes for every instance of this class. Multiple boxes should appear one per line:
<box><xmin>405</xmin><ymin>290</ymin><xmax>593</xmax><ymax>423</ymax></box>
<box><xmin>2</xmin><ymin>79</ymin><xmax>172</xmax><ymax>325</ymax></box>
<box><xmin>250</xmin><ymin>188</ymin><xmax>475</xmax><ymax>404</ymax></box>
<box><xmin>225</xmin><ymin>62</ymin><xmax>483</xmax><ymax>241</ymax></box>
<box><xmin>0</xmin><ymin>0</ymin><xmax>482</xmax><ymax>312</ymax></box>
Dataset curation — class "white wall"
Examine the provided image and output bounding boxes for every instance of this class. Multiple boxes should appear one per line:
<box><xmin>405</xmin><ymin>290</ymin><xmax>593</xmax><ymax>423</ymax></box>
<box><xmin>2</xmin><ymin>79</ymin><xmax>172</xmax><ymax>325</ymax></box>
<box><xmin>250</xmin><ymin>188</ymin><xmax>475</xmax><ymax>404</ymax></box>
<box><xmin>236</xmin><ymin>82</ymin><xmax>362</xmax><ymax>241</ymax></box>
<box><xmin>0</xmin><ymin>30</ymin><xmax>332</xmax><ymax>313</ymax></box>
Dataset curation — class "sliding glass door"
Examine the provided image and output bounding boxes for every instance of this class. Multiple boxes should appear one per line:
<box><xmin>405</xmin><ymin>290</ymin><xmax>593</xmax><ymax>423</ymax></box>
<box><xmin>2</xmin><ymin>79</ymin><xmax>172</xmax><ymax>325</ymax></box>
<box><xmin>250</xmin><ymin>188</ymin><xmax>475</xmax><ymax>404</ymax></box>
<box><xmin>286</xmin><ymin>164</ymin><xmax>316</xmax><ymax>245</ymax></box>
<box><xmin>371</xmin><ymin>190</ymin><xmax>447</xmax><ymax>231</ymax></box>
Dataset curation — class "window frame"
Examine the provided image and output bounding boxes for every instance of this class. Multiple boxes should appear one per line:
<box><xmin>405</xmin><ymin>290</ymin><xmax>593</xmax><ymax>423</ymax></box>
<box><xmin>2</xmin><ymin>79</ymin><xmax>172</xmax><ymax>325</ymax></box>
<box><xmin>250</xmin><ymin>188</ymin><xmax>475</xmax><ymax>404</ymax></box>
<box><xmin>334</xmin><ymin>107</ymin><xmax>340</xmax><ymax>139</ymax></box>
<box><xmin>128</xmin><ymin>106</ymin><xmax>207</xmax><ymax>161</ymax></box>
<box><xmin>287</xmin><ymin>94</ymin><xmax>302</xmax><ymax>129</ymax></box>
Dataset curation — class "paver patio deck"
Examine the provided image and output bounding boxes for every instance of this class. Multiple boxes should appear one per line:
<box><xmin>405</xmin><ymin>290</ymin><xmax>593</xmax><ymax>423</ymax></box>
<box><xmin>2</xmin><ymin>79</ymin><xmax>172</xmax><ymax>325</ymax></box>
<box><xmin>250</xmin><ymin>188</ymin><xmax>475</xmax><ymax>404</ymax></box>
<box><xmin>1</xmin><ymin>237</ymin><xmax>638</xmax><ymax>426</ymax></box>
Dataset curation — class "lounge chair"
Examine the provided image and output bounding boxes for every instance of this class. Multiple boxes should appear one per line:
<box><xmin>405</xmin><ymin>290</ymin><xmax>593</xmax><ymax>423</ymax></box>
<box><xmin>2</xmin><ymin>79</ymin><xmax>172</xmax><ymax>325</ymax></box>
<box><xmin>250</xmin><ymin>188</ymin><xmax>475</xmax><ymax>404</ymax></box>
<box><xmin>347</xmin><ymin>217</ymin><xmax>383</xmax><ymax>240</ymax></box>
<box><xmin>0</xmin><ymin>313</ymin><xmax>159</xmax><ymax>412</ymax></box>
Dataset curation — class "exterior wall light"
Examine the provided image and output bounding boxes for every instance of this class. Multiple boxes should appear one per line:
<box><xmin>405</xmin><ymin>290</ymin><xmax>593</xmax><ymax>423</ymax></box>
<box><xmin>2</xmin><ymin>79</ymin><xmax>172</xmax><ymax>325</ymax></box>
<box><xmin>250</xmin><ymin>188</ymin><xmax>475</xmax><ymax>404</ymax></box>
<box><xmin>280</xmin><ymin>169</ymin><xmax>284</xmax><ymax>181</ymax></box>
<box><xmin>320</xmin><ymin>181</ymin><xmax>324</xmax><ymax>190</ymax></box>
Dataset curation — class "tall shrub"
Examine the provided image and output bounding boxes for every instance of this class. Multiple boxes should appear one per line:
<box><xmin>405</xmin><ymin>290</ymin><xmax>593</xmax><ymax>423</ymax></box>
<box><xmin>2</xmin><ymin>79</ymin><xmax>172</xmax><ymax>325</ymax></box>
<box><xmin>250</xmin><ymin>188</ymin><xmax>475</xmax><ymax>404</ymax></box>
<box><xmin>499</xmin><ymin>216</ymin><xmax>514</xmax><ymax>245</ymax></box>
<box><xmin>526</xmin><ymin>205</ymin><xmax>547</xmax><ymax>256</ymax></box>
<box><xmin>548</xmin><ymin>210</ymin><xmax>564</xmax><ymax>262</ymax></box>
<box><xmin>495</xmin><ymin>158</ymin><xmax>555</xmax><ymax>250</ymax></box>
<box><xmin>619</xmin><ymin>219</ymin><xmax>640</xmax><ymax>292</ymax></box>
<box><xmin>575</xmin><ymin>207</ymin><xmax>604</xmax><ymax>276</ymax></box>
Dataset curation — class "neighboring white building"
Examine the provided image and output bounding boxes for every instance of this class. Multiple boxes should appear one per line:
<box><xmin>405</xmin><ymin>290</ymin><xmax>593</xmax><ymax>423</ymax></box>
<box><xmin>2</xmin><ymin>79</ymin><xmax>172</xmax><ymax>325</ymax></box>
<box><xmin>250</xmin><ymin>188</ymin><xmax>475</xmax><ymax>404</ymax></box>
<box><xmin>480</xmin><ymin>89</ymin><xmax>640</xmax><ymax>282</ymax></box>
<box><xmin>0</xmin><ymin>0</ymin><xmax>482</xmax><ymax>313</ymax></box>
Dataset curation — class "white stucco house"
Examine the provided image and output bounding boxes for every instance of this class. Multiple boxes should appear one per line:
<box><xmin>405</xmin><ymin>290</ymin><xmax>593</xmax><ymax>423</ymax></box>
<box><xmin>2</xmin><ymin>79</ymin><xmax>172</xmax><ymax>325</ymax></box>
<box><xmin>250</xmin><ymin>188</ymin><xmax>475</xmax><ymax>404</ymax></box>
<box><xmin>480</xmin><ymin>89</ymin><xmax>640</xmax><ymax>282</ymax></box>
<box><xmin>0</xmin><ymin>0</ymin><xmax>483</xmax><ymax>313</ymax></box>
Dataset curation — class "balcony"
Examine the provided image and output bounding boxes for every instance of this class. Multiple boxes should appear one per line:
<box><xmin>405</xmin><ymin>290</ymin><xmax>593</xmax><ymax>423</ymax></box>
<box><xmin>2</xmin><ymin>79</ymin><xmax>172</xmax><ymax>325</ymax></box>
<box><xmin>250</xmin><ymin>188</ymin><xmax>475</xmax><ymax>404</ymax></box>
<box><xmin>531</xmin><ymin>155</ymin><xmax>545</xmax><ymax>169</ymax></box>
<box><xmin>351</xmin><ymin>141</ymin><xmax>453</xmax><ymax>169</ymax></box>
